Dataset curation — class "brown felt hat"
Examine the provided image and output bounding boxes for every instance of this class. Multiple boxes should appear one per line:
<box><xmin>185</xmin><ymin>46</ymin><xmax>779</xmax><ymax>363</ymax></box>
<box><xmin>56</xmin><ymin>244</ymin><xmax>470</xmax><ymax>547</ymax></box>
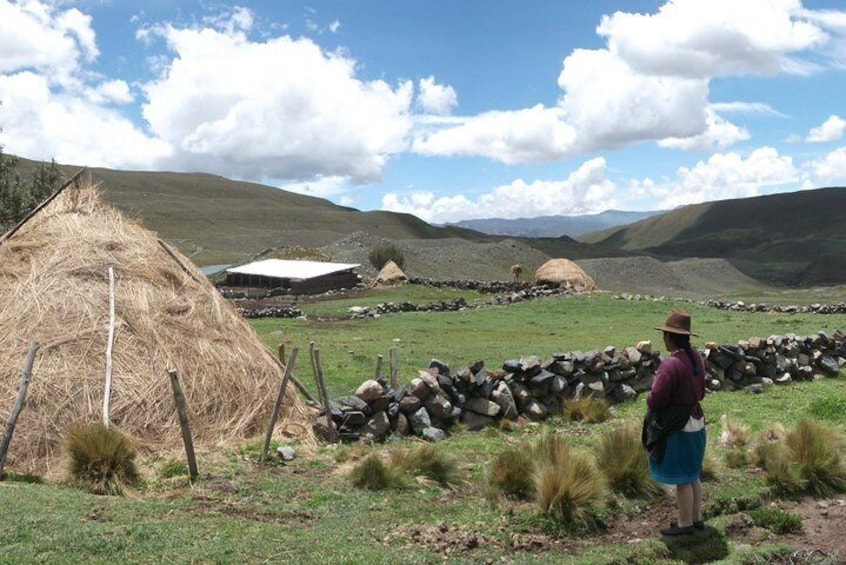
<box><xmin>655</xmin><ymin>311</ymin><xmax>698</xmax><ymax>336</ymax></box>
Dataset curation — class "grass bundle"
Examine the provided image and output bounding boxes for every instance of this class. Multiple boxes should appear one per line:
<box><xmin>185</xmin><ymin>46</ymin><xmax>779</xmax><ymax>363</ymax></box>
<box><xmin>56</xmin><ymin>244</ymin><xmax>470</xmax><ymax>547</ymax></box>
<box><xmin>349</xmin><ymin>453</ymin><xmax>408</xmax><ymax>490</ymax></box>
<box><xmin>563</xmin><ymin>397</ymin><xmax>611</xmax><ymax>424</ymax></box>
<box><xmin>533</xmin><ymin>431</ymin><xmax>606</xmax><ymax>529</ymax></box>
<box><xmin>596</xmin><ymin>423</ymin><xmax>661</xmax><ymax>498</ymax></box>
<box><xmin>390</xmin><ymin>444</ymin><xmax>459</xmax><ymax>486</ymax></box>
<box><xmin>486</xmin><ymin>445</ymin><xmax>535</xmax><ymax>500</ymax></box>
<box><xmin>0</xmin><ymin>183</ymin><xmax>312</xmax><ymax>474</ymax></box>
<box><xmin>785</xmin><ymin>419</ymin><xmax>846</xmax><ymax>497</ymax></box>
<box><xmin>65</xmin><ymin>423</ymin><xmax>139</xmax><ymax>495</ymax></box>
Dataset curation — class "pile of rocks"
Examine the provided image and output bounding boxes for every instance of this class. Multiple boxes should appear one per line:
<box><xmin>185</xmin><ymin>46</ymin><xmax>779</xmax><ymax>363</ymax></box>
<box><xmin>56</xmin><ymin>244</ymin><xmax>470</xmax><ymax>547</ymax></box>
<box><xmin>702</xmin><ymin>300</ymin><xmax>846</xmax><ymax>315</ymax></box>
<box><xmin>236</xmin><ymin>305</ymin><xmax>303</xmax><ymax>319</ymax></box>
<box><xmin>312</xmin><ymin>330</ymin><xmax>846</xmax><ymax>443</ymax></box>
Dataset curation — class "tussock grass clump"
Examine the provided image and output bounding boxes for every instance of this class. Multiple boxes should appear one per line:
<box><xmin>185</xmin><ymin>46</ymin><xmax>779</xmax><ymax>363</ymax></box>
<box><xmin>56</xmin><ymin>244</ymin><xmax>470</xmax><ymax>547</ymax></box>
<box><xmin>486</xmin><ymin>446</ymin><xmax>535</xmax><ymax>500</ymax></box>
<box><xmin>747</xmin><ymin>507</ymin><xmax>803</xmax><ymax>534</ymax></box>
<box><xmin>718</xmin><ymin>414</ymin><xmax>749</xmax><ymax>448</ymax></box>
<box><xmin>596</xmin><ymin>424</ymin><xmax>661</xmax><ymax>498</ymax></box>
<box><xmin>785</xmin><ymin>419</ymin><xmax>846</xmax><ymax>497</ymax></box>
<box><xmin>533</xmin><ymin>431</ymin><xmax>606</xmax><ymax>529</ymax></box>
<box><xmin>390</xmin><ymin>444</ymin><xmax>459</xmax><ymax>487</ymax></box>
<box><xmin>157</xmin><ymin>458</ymin><xmax>188</xmax><ymax>479</ymax></box>
<box><xmin>349</xmin><ymin>453</ymin><xmax>407</xmax><ymax>490</ymax></box>
<box><xmin>563</xmin><ymin>397</ymin><xmax>611</xmax><ymax>424</ymax></box>
<box><xmin>723</xmin><ymin>447</ymin><xmax>749</xmax><ymax>469</ymax></box>
<box><xmin>65</xmin><ymin>424</ymin><xmax>139</xmax><ymax>495</ymax></box>
<box><xmin>700</xmin><ymin>453</ymin><xmax>719</xmax><ymax>482</ymax></box>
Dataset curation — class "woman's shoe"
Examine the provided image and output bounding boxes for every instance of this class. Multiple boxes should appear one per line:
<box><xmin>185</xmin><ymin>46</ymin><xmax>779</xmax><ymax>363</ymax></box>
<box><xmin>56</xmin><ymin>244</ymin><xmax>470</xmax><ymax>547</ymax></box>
<box><xmin>671</xmin><ymin>520</ymin><xmax>705</xmax><ymax>530</ymax></box>
<box><xmin>660</xmin><ymin>524</ymin><xmax>695</xmax><ymax>536</ymax></box>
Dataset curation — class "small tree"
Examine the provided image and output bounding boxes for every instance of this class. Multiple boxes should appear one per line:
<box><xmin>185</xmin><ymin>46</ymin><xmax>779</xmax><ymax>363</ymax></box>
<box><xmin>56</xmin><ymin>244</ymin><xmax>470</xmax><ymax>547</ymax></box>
<box><xmin>368</xmin><ymin>243</ymin><xmax>405</xmax><ymax>270</ymax></box>
<box><xmin>0</xmin><ymin>146</ymin><xmax>60</xmax><ymax>230</ymax></box>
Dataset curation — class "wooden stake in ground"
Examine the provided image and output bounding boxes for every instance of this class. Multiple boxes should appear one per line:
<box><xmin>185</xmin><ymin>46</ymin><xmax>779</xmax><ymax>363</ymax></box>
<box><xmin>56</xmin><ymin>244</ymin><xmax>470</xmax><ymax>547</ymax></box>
<box><xmin>167</xmin><ymin>369</ymin><xmax>198</xmax><ymax>482</ymax></box>
<box><xmin>264</xmin><ymin>349</ymin><xmax>316</xmax><ymax>403</ymax></box>
<box><xmin>262</xmin><ymin>347</ymin><xmax>299</xmax><ymax>460</ymax></box>
<box><xmin>312</xmin><ymin>348</ymin><xmax>337</xmax><ymax>443</ymax></box>
<box><xmin>103</xmin><ymin>266</ymin><xmax>116</xmax><ymax>427</ymax></box>
<box><xmin>0</xmin><ymin>342</ymin><xmax>40</xmax><ymax>480</ymax></box>
<box><xmin>374</xmin><ymin>354</ymin><xmax>383</xmax><ymax>380</ymax></box>
<box><xmin>390</xmin><ymin>347</ymin><xmax>399</xmax><ymax>391</ymax></box>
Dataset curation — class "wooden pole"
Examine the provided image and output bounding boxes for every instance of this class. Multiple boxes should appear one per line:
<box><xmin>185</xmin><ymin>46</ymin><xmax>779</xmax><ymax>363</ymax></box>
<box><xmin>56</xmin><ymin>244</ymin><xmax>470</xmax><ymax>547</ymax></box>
<box><xmin>390</xmin><ymin>347</ymin><xmax>399</xmax><ymax>391</ymax></box>
<box><xmin>264</xmin><ymin>349</ymin><xmax>316</xmax><ymax>403</ymax></box>
<box><xmin>312</xmin><ymin>349</ymin><xmax>337</xmax><ymax>443</ymax></box>
<box><xmin>103</xmin><ymin>266</ymin><xmax>115</xmax><ymax>427</ymax></box>
<box><xmin>277</xmin><ymin>343</ymin><xmax>286</xmax><ymax>367</ymax></box>
<box><xmin>262</xmin><ymin>347</ymin><xmax>298</xmax><ymax>460</ymax></box>
<box><xmin>167</xmin><ymin>370</ymin><xmax>198</xmax><ymax>482</ymax></box>
<box><xmin>157</xmin><ymin>239</ymin><xmax>203</xmax><ymax>285</ymax></box>
<box><xmin>0</xmin><ymin>342</ymin><xmax>40</xmax><ymax>480</ymax></box>
<box><xmin>309</xmin><ymin>341</ymin><xmax>319</xmax><ymax>403</ymax></box>
<box><xmin>374</xmin><ymin>354</ymin><xmax>383</xmax><ymax>380</ymax></box>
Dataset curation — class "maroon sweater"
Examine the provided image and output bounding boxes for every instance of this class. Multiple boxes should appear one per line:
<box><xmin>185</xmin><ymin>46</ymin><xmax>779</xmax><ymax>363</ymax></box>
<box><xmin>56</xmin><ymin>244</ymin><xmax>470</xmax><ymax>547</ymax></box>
<box><xmin>647</xmin><ymin>349</ymin><xmax>705</xmax><ymax>419</ymax></box>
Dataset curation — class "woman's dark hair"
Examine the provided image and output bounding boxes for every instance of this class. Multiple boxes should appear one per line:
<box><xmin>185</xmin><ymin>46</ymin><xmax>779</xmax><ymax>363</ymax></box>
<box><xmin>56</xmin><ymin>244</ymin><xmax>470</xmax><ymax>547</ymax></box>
<box><xmin>666</xmin><ymin>332</ymin><xmax>700</xmax><ymax>375</ymax></box>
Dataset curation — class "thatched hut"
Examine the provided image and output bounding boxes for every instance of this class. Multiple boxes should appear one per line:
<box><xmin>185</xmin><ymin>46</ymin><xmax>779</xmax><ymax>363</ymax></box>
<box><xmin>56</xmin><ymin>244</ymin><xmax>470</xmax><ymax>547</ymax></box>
<box><xmin>374</xmin><ymin>260</ymin><xmax>407</xmax><ymax>286</ymax></box>
<box><xmin>534</xmin><ymin>258</ymin><xmax>597</xmax><ymax>292</ymax></box>
<box><xmin>0</xmin><ymin>180</ymin><xmax>311</xmax><ymax>474</ymax></box>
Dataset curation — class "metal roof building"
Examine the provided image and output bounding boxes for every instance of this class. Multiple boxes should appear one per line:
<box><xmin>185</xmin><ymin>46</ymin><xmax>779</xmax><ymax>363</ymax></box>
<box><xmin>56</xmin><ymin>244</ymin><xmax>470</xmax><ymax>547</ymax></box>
<box><xmin>224</xmin><ymin>259</ymin><xmax>361</xmax><ymax>295</ymax></box>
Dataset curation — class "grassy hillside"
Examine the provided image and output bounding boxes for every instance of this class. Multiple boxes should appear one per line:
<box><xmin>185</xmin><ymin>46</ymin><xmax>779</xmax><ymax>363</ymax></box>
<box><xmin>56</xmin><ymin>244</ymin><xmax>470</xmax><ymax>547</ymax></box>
<box><xmin>581</xmin><ymin>187</ymin><xmax>846</xmax><ymax>285</ymax></box>
<box><xmin>11</xmin><ymin>157</ymin><xmax>623</xmax><ymax>272</ymax></box>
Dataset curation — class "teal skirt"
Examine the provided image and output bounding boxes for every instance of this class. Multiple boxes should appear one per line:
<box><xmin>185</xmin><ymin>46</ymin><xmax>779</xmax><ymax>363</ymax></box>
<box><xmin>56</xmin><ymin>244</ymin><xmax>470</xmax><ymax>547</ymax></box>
<box><xmin>649</xmin><ymin>426</ymin><xmax>706</xmax><ymax>485</ymax></box>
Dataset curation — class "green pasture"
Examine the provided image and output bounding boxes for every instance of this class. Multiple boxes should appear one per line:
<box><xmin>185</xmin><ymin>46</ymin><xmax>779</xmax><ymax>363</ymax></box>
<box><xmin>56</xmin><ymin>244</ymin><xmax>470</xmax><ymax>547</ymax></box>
<box><xmin>2</xmin><ymin>287</ymin><xmax>846</xmax><ymax>564</ymax></box>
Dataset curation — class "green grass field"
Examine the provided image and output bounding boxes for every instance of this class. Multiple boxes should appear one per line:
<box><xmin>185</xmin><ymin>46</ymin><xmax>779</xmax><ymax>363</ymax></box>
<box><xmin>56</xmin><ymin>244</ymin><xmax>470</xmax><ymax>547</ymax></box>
<box><xmin>2</xmin><ymin>288</ymin><xmax>846</xmax><ymax>564</ymax></box>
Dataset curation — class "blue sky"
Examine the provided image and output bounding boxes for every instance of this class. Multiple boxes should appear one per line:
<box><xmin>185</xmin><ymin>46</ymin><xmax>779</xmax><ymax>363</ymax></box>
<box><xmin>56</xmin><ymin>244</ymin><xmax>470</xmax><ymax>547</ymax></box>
<box><xmin>2</xmin><ymin>1</ymin><xmax>846</xmax><ymax>223</ymax></box>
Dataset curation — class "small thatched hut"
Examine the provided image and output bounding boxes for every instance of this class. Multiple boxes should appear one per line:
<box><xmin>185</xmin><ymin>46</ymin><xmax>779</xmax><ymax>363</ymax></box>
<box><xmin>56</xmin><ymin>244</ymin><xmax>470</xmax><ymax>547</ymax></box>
<box><xmin>374</xmin><ymin>260</ymin><xmax>408</xmax><ymax>286</ymax></box>
<box><xmin>0</xmin><ymin>179</ymin><xmax>311</xmax><ymax>474</ymax></box>
<box><xmin>534</xmin><ymin>258</ymin><xmax>597</xmax><ymax>292</ymax></box>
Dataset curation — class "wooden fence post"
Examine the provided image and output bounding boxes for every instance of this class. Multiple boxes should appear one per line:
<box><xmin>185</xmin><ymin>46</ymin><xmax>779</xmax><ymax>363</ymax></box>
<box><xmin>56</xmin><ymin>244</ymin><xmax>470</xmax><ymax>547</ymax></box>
<box><xmin>312</xmin><ymin>349</ymin><xmax>337</xmax><ymax>443</ymax></box>
<box><xmin>374</xmin><ymin>354</ymin><xmax>383</xmax><ymax>380</ymax></box>
<box><xmin>390</xmin><ymin>347</ymin><xmax>399</xmax><ymax>391</ymax></box>
<box><xmin>167</xmin><ymin>369</ymin><xmax>198</xmax><ymax>482</ymax></box>
<box><xmin>0</xmin><ymin>342</ymin><xmax>40</xmax><ymax>480</ymax></box>
<box><xmin>262</xmin><ymin>347</ymin><xmax>299</xmax><ymax>460</ymax></box>
<box><xmin>103</xmin><ymin>266</ymin><xmax>115</xmax><ymax>427</ymax></box>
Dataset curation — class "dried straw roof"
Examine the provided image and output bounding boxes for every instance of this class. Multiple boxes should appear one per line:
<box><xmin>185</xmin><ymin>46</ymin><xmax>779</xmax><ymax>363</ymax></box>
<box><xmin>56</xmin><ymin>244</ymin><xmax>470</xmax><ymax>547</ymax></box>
<box><xmin>534</xmin><ymin>258</ymin><xmax>597</xmax><ymax>292</ymax></box>
<box><xmin>0</xmin><ymin>181</ymin><xmax>312</xmax><ymax>474</ymax></box>
<box><xmin>374</xmin><ymin>260</ymin><xmax>407</xmax><ymax>286</ymax></box>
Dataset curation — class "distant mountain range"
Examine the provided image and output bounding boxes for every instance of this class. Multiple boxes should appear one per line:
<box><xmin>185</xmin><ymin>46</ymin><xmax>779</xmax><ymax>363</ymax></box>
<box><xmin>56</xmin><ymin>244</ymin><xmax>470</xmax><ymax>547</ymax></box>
<box><xmin>445</xmin><ymin>210</ymin><xmax>663</xmax><ymax>238</ymax></box>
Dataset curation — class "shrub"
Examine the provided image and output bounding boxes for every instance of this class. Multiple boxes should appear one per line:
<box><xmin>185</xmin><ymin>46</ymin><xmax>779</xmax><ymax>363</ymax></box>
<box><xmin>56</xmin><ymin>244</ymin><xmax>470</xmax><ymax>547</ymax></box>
<box><xmin>391</xmin><ymin>444</ymin><xmax>459</xmax><ymax>487</ymax></box>
<box><xmin>563</xmin><ymin>397</ymin><xmax>611</xmax><ymax>424</ymax></box>
<box><xmin>747</xmin><ymin>507</ymin><xmax>803</xmax><ymax>534</ymax></box>
<box><xmin>368</xmin><ymin>243</ymin><xmax>405</xmax><ymax>270</ymax></box>
<box><xmin>65</xmin><ymin>423</ymin><xmax>139</xmax><ymax>495</ymax></box>
<box><xmin>533</xmin><ymin>431</ymin><xmax>606</xmax><ymax>529</ymax></box>
<box><xmin>718</xmin><ymin>414</ymin><xmax>749</xmax><ymax>448</ymax></box>
<box><xmin>349</xmin><ymin>453</ymin><xmax>407</xmax><ymax>490</ymax></box>
<box><xmin>785</xmin><ymin>419</ymin><xmax>846</xmax><ymax>497</ymax></box>
<box><xmin>596</xmin><ymin>424</ymin><xmax>661</xmax><ymax>498</ymax></box>
<box><xmin>487</xmin><ymin>445</ymin><xmax>535</xmax><ymax>499</ymax></box>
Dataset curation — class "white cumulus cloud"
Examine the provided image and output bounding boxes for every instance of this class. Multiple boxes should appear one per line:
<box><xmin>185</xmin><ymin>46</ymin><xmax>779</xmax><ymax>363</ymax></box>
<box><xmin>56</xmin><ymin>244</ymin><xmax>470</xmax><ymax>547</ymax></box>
<box><xmin>416</xmin><ymin>76</ymin><xmax>457</xmax><ymax>116</ymax></box>
<box><xmin>381</xmin><ymin>157</ymin><xmax>617</xmax><ymax>223</ymax></box>
<box><xmin>806</xmin><ymin>114</ymin><xmax>846</xmax><ymax>142</ymax></box>
<box><xmin>629</xmin><ymin>147</ymin><xmax>798</xmax><ymax>210</ymax></box>
<box><xmin>140</xmin><ymin>16</ymin><xmax>415</xmax><ymax>183</ymax></box>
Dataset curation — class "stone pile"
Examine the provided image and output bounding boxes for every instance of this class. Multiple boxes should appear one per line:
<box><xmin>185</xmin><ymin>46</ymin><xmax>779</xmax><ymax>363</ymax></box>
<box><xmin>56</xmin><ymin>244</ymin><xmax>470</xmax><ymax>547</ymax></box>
<box><xmin>236</xmin><ymin>305</ymin><xmax>303</xmax><ymax>319</ymax></box>
<box><xmin>312</xmin><ymin>330</ymin><xmax>846</xmax><ymax>443</ymax></box>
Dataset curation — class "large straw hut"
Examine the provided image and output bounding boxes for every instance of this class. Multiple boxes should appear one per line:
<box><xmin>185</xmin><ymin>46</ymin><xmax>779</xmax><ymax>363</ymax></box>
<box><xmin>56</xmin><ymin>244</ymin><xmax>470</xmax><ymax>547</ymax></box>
<box><xmin>374</xmin><ymin>260</ymin><xmax>408</xmax><ymax>286</ymax></box>
<box><xmin>534</xmin><ymin>258</ymin><xmax>597</xmax><ymax>292</ymax></box>
<box><xmin>0</xmin><ymin>179</ymin><xmax>311</xmax><ymax>475</ymax></box>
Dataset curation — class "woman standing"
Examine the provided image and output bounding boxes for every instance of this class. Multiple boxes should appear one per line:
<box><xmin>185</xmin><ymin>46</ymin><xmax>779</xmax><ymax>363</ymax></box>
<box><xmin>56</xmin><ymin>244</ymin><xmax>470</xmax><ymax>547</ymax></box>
<box><xmin>646</xmin><ymin>311</ymin><xmax>706</xmax><ymax>536</ymax></box>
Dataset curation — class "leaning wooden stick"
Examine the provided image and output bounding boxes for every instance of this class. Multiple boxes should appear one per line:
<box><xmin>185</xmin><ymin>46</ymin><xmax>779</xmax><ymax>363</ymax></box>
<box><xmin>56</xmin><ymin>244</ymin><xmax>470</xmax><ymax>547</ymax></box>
<box><xmin>264</xmin><ymin>349</ymin><xmax>316</xmax><ymax>403</ymax></box>
<box><xmin>262</xmin><ymin>347</ymin><xmax>299</xmax><ymax>460</ymax></box>
<box><xmin>312</xmin><ymin>349</ymin><xmax>338</xmax><ymax>443</ymax></box>
<box><xmin>103</xmin><ymin>266</ymin><xmax>116</xmax><ymax>427</ymax></box>
<box><xmin>0</xmin><ymin>169</ymin><xmax>84</xmax><ymax>245</ymax></box>
<box><xmin>0</xmin><ymin>342</ymin><xmax>40</xmax><ymax>480</ymax></box>
<box><xmin>167</xmin><ymin>369</ymin><xmax>198</xmax><ymax>482</ymax></box>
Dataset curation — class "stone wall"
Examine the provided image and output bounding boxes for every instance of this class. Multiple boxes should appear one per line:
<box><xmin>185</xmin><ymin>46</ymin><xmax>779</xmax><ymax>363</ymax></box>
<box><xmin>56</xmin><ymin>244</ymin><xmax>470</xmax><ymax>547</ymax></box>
<box><xmin>312</xmin><ymin>330</ymin><xmax>846</xmax><ymax>442</ymax></box>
